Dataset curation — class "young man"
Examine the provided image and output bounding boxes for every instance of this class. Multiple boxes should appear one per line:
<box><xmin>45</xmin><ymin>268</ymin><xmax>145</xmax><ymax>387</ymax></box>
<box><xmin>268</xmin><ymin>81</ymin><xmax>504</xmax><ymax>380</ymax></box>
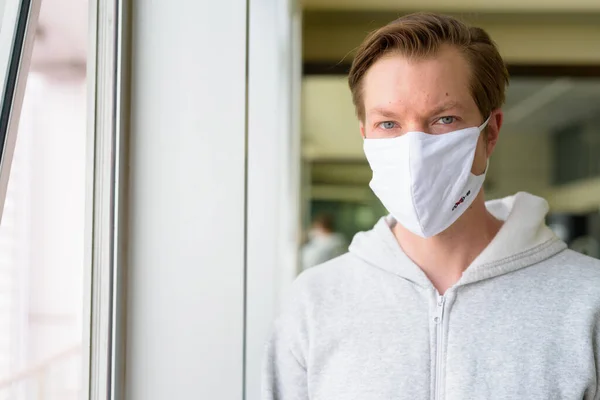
<box><xmin>263</xmin><ymin>13</ymin><xmax>600</xmax><ymax>399</ymax></box>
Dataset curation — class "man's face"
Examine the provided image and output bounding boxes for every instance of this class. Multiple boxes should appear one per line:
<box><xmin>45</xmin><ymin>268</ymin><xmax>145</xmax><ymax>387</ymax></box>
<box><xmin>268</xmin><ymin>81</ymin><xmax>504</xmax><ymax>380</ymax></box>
<box><xmin>359</xmin><ymin>45</ymin><xmax>502</xmax><ymax>175</ymax></box>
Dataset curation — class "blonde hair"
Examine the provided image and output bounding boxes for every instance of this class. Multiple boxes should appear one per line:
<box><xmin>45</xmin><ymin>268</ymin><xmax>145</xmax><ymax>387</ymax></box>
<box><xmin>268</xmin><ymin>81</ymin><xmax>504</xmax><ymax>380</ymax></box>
<box><xmin>348</xmin><ymin>13</ymin><xmax>509</xmax><ymax>121</ymax></box>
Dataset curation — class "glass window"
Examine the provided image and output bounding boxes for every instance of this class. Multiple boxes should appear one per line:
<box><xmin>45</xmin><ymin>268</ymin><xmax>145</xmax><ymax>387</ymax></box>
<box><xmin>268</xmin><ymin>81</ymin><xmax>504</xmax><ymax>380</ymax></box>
<box><xmin>0</xmin><ymin>0</ymin><xmax>87</xmax><ymax>398</ymax></box>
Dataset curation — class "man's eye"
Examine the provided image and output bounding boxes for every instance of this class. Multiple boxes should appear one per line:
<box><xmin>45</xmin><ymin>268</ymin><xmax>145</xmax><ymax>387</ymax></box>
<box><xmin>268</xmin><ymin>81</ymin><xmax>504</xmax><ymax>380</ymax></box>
<box><xmin>438</xmin><ymin>116</ymin><xmax>455</xmax><ymax>125</ymax></box>
<box><xmin>379</xmin><ymin>121</ymin><xmax>397</xmax><ymax>130</ymax></box>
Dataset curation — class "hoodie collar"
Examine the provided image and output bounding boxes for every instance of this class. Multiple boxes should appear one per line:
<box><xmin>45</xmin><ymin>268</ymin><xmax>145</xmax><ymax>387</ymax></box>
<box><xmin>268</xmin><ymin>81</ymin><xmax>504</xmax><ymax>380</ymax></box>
<box><xmin>349</xmin><ymin>192</ymin><xmax>567</xmax><ymax>289</ymax></box>
<box><xmin>458</xmin><ymin>192</ymin><xmax>567</xmax><ymax>285</ymax></box>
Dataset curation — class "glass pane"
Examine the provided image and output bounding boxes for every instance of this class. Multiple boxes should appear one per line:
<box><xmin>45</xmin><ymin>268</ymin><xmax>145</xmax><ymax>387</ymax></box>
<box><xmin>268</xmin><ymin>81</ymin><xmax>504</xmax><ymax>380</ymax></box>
<box><xmin>0</xmin><ymin>0</ymin><xmax>87</xmax><ymax>397</ymax></box>
<box><xmin>0</xmin><ymin>0</ymin><xmax>39</xmax><ymax>215</ymax></box>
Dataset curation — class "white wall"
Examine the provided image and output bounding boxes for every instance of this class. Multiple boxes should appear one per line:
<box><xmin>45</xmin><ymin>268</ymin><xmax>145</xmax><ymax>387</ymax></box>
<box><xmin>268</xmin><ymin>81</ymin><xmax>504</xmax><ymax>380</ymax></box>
<box><xmin>126</xmin><ymin>1</ymin><xmax>247</xmax><ymax>397</ymax></box>
<box><xmin>245</xmin><ymin>0</ymin><xmax>301</xmax><ymax>398</ymax></box>
<box><xmin>125</xmin><ymin>0</ymin><xmax>299</xmax><ymax>399</ymax></box>
<box><xmin>302</xmin><ymin>76</ymin><xmax>362</xmax><ymax>160</ymax></box>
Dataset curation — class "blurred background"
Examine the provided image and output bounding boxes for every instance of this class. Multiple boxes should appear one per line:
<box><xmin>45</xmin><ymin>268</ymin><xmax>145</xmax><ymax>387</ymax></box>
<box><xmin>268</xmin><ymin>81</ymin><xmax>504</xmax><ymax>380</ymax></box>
<box><xmin>1</xmin><ymin>0</ymin><xmax>600</xmax><ymax>398</ymax></box>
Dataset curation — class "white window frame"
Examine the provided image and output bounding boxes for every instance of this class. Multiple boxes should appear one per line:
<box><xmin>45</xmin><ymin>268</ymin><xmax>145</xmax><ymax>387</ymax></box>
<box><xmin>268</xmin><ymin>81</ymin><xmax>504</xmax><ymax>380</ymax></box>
<box><xmin>83</xmin><ymin>0</ymin><xmax>129</xmax><ymax>399</ymax></box>
<box><xmin>0</xmin><ymin>0</ymin><xmax>128</xmax><ymax>398</ymax></box>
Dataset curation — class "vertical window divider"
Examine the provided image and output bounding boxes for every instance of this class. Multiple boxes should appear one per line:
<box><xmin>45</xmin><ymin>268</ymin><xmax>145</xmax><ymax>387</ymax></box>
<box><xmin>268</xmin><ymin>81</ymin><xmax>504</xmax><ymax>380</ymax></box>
<box><xmin>84</xmin><ymin>0</ymin><xmax>130</xmax><ymax>399</ymax></box>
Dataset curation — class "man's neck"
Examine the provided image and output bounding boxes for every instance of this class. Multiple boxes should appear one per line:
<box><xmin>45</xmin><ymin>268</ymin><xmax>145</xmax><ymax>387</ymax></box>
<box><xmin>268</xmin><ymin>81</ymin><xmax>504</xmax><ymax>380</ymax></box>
<box><xmin>392</xmin><ymin>192</ymin><xmax>503</xmax><ymax>295</ymax></box>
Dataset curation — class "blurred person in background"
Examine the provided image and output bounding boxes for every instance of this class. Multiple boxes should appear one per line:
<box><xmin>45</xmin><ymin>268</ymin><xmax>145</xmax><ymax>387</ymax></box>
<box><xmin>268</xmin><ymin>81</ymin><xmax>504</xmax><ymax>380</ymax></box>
<box><xmin>300</xmin><ymin>213</ymin><xmax>347</xmax><ymax>270</ymax></box>
<box><xmin>264</xmin><ymin>12</ymin><xmax>600</xmax><ymax>399</ymax></box>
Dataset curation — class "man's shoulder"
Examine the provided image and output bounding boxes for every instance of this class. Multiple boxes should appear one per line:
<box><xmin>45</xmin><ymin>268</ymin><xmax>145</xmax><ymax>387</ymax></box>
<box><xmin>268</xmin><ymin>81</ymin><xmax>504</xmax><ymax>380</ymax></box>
<box><xmin>292</xmin><ymin>251</ymin><xmax>388</xmax><ymax>305</ymax></box>
<box><xmin>275</xmin><ymin>253</ymin><xmax>366</xmax><ymax>325</ymax></box>
<box><xmin>548</xmin><ymin>249</ymin><xmax>600</xmax><ymax>277</ymax></box>
<box><xmin>536</xmin><ymin>249</ymin><xmax>600</xmax><ymax>301</ymax></box>
<box><xmin>297</xmin><ymin>252</ymin><xmax>363</xmax><ymax>290</ymax></box>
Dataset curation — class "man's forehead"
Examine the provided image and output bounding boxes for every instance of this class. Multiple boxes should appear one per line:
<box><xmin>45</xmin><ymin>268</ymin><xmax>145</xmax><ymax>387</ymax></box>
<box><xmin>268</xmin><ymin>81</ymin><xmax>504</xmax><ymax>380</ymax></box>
<box><xmin>366</xmin><ymin>46</ymin><xmax>470</xmax><ymax>75</ymax></box>
<box><xmin>361</xmin><ymin>51</ymin><xmax>474</xmax><ymax>114</ymax></box>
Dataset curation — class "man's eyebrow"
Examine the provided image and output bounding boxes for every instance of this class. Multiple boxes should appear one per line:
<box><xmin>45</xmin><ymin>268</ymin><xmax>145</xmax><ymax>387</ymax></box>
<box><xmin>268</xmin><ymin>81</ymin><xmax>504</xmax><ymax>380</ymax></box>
<box><xmin>430</xmin><ymin>101</ymin><xmax>464</xmax><ymax>116</ymax></box>
<box><xmin>369</xmin><ymin>107</ymin><xmax>402</xmax><ymax>119</ymax></box>
<box><xmin>368</xmin><ymin>101</ymin><xmax>465</xmax><ymax>120</ymax></box>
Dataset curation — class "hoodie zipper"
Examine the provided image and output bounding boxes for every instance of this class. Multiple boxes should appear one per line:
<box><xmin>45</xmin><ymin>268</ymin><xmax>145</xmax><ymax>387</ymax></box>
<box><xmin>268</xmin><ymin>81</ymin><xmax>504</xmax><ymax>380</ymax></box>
<box><xmin>435</xmin><ymin>294</ymin><xmax>446</xmax><ymax>400</ymax></box>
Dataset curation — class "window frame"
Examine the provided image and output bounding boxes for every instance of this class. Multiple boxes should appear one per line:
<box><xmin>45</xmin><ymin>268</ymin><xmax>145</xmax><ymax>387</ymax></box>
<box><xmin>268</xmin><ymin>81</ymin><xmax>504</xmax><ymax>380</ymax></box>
<box><xmin>83</xmin><ymin>0</ymin><xmax>130</xmax><ymax>399</ymax></box>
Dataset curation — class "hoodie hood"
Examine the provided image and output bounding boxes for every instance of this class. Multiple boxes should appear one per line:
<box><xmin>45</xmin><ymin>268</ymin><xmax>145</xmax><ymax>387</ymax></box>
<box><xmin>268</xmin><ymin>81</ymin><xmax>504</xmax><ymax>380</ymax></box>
<box><xmin>349</xmin><ymin>192</ymin><xmax>567</xmax><ymax>288</ymax></box>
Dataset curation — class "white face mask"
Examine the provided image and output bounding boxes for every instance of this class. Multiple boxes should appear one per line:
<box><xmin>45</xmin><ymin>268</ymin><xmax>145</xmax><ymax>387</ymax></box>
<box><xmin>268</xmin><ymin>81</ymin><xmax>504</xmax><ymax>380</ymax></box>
<box><xmin>363</xmin><ymin>117</ymin><xmax>490</xmax><ymax>238</ymax></box>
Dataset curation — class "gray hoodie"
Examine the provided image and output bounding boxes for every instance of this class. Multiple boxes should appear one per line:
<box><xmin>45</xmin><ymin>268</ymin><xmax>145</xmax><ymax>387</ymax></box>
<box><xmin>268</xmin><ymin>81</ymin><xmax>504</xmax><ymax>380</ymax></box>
<box><xmin>263</xmin><ymin>192</ymin><xmax>600</xmax><ymax>399</ymax></box>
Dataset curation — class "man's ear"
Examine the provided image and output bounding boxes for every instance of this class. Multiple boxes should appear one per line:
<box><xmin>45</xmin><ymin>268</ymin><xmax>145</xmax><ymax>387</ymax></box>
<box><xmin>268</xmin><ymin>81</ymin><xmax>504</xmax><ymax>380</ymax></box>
<box><xmin>485</xmin><ymin>109</ymin><xmax>503</xmax><ymax>157</ymax></box>
<box><xmin>360</xmin><ymin>122</ymin><xmax>366</xmax><ymax>139</ymax></box>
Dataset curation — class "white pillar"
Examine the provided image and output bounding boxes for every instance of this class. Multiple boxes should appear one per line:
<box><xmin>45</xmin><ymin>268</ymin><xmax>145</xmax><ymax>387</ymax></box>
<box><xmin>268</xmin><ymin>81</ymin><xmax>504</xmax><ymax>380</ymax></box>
<box><xmin>245</xmin><ymin>0</ymin><xmax>301</xmax><ymax>398</ymax></box>
<box><xmin>126</xmin><ymin>1</ymin><xmax>248</xmax><ymax>398</ymax></box>
<box><xmin>125</xmin><ymin>0</ymin><xmax>299</xmax><ymax>398</ymax></box>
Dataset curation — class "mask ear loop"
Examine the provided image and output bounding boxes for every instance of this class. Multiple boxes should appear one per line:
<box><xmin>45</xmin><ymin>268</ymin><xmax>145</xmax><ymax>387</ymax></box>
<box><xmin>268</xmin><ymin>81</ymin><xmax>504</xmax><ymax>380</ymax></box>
<box><xmin>478</xmin><ymin>115</ymin><xmax>492</xmax><ymax>132</ymax></box>
<box><xmin>479</xmin><ymin>115</ymin><xmax>492</xmax><ymax>173</ymax></box>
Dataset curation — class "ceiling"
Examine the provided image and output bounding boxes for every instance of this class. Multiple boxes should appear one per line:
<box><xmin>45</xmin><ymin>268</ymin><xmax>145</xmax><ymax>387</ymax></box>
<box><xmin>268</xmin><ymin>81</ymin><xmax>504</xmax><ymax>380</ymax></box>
<box><xmin>302</xmin><ymin>0</ymin><xmax>600</xmax><ymax>12</ymax></box>
<box><xmin>302</xmin><ymin>76</ymin><xmax>600</xmax><ymax>161</ymax></box>
<box><xmin>303</xmin><ymin>11</ymin><xmax>600</xmax><ymax>65</ymax></box>
<box><xmin>20</xmin><ymin>0</ymin><xmax>600</xmax><ymax>68</ymax></box>
<box><xmin>23</xmin><ymin>0</ymin><xmax>600</xmax><ymax>70</ymax></box>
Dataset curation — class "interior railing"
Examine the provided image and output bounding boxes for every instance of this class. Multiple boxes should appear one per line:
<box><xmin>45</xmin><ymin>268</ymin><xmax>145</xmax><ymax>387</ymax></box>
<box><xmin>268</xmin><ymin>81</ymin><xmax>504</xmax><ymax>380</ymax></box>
<box><xmin>0</xmin><ymin>343</ymin><xmax>82</xmax><ymax>400</ymax></box>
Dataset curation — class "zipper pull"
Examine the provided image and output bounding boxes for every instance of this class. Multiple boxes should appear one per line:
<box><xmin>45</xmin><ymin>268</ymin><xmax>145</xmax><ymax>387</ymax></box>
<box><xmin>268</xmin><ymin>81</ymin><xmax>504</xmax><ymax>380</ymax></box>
<box><xmin>434</xmin><ymin>295</ymin><xmax>445</xmax><ymax>324</ymax></box>
<box><xmin>437</xmin><ymin>295</ymin><xmax>445</xmax><ymax>307</ymax></box>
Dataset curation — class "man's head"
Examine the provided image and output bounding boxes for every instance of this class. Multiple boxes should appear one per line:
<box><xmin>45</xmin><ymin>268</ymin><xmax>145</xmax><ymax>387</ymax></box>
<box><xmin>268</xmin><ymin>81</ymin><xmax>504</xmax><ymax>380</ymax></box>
<box><xmin>348</xmin><ymin>13</ymin><xmax>509</xmax><ymax>173</ymax></box>
<box><xmin>311</xmin><ymin>214</ymin><xmax>335</xmax><ymax>235</ymax></box>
